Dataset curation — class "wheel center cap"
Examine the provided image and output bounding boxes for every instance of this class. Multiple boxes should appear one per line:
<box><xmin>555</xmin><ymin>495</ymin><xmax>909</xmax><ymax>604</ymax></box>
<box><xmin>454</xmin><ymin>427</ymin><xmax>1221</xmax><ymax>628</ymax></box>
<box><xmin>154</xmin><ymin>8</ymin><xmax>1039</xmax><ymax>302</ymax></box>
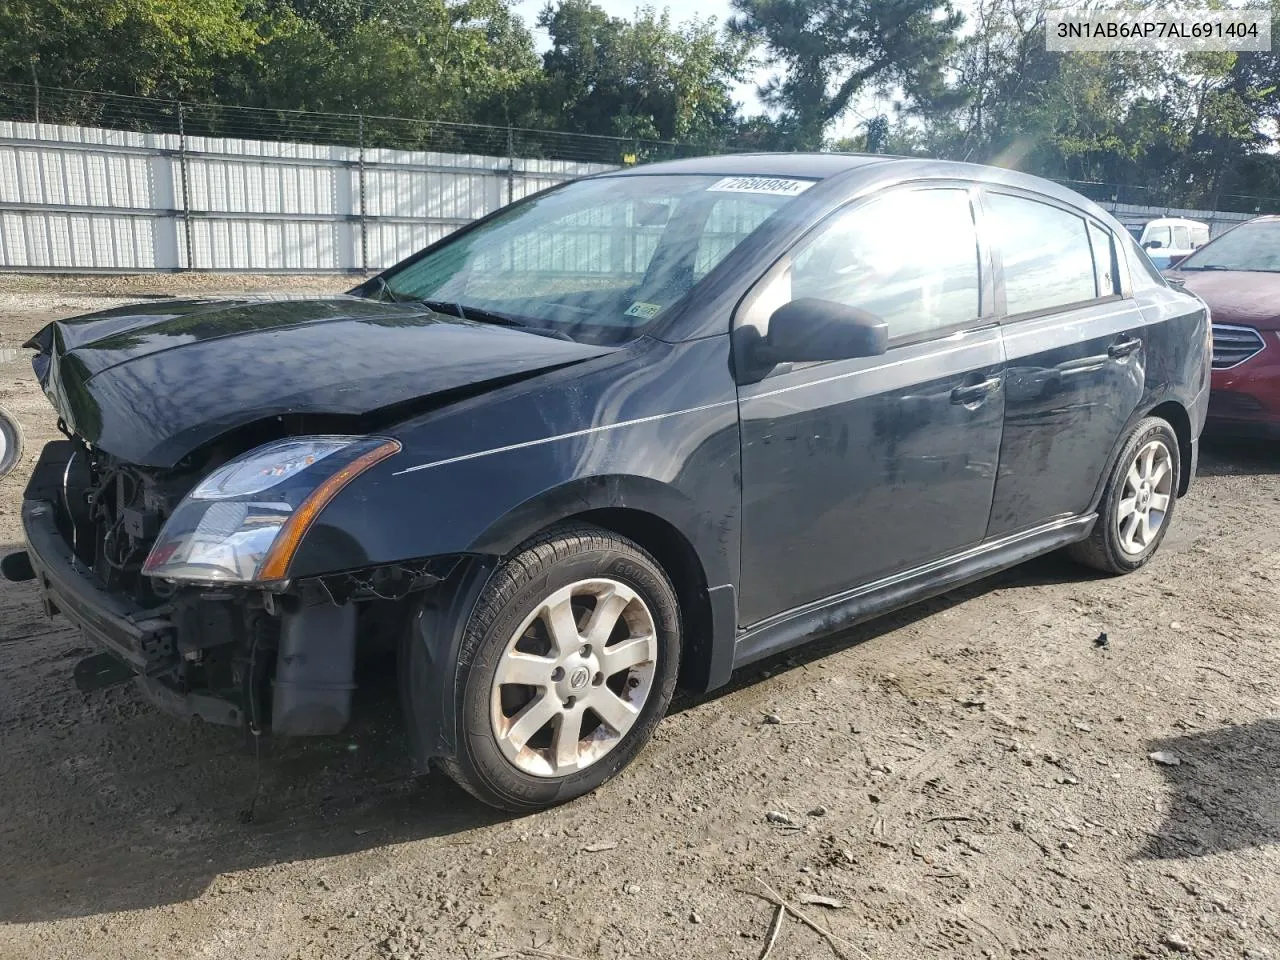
<box><xmin>569</xmin><ymin>666</ymin><xmax>591</xmax><ymax>690</ymax></box>
<box><xmin>1138</xmin><ymin>483</ymin><xmax>1151</xmax><ymax>509</ymax></box>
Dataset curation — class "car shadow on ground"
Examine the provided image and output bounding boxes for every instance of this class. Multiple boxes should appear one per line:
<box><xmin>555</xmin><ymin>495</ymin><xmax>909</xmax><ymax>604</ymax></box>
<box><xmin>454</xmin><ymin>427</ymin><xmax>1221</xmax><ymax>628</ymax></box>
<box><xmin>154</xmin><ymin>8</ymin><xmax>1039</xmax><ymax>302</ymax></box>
<box><xmin>0</xmin><ymin>548</ymin><xmax>1098</xmax><ymax>924</ymax></box>
<box><xmin>1141</xmin><ymin>718</ymin><xmax>1280</xmax><ymax>860</ymax></box>
<box><xmin>1197</xmin><ymin>435</ymin><xmax>1280</xmax><ymax>477</ymax></box>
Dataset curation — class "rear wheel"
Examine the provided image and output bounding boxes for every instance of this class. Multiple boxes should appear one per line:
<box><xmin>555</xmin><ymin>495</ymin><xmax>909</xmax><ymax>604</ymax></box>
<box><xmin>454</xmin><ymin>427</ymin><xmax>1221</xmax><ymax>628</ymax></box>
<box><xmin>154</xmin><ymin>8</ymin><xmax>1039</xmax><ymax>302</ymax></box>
<box><xmin>1068</xmin><ymin>416</ymin><xmax>1180</xmax><ymax>574</ymax></box>
<box><xmin>440</xmin><ymin>524</ymin><xmax>680</xmax><ymax>811</ymax></box>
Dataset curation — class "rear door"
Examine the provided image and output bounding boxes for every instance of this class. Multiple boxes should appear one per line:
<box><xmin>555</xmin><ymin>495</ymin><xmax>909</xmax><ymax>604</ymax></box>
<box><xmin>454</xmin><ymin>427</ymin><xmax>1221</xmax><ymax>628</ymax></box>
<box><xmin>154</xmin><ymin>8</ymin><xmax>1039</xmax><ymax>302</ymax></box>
<box><xmin>981</xmin><ymin>190</ymin><xmax>1146</xmax><ymax>537</ymax></box>
<box><xmin>736</xmin><ymin>184</ymin><xmax>1005</xmax><ymax>626</ymax></box>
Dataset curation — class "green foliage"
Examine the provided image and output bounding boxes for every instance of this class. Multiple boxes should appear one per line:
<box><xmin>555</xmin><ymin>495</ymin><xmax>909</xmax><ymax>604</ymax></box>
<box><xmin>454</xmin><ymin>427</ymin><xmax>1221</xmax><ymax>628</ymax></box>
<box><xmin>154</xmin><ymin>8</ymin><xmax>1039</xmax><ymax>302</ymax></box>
<box><xmin>238</xmin><ymin>0</ymin><xmax>542</xmax><ymax>121</ymax></box>
<box><xmin>0</xmin><ymin>0</ymin><xmax>261</xmax><ymax>98</ymax></box>
<box><xmin>729</xmin><ymin>0</ymin><xmax>963</xmax><ymax>149</ymax></box>
<box><xmin>906</xmin><ymin>0</ymin><xmax>1280</xmax><ymax>207</ymax></box>
<box><xmin>536</xmin><ymin>0</ymin><xmax>752</xmax><ymax>142</ymax></box>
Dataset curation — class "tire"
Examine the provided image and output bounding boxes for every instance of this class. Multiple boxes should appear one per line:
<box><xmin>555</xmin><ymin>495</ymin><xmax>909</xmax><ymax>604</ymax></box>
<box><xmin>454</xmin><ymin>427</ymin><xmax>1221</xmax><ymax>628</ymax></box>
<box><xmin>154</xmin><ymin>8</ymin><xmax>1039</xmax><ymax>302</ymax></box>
<box><xmin>1068</xmin><ymin>416</ymin><xmax>1181</xmax><ymax>574</ymax></box>
<box><xmin>0</xmin><ymin>404</ymin><xmax>23</xmax><ymax>480</ymax></box>
<box><xmin>439</xmin><ymin>523</ymin><xmax>681</xmax><ymax>811</ymax></box>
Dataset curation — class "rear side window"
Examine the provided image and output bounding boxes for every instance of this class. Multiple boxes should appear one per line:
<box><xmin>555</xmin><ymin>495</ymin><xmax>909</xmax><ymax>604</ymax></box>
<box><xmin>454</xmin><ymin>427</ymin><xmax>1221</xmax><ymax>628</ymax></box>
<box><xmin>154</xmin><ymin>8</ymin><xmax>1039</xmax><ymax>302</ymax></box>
<box><xmin>987</xmin><ymin>193</ymin><xmax>1097</xmax><ymax>315</ymax></box>
<box><xmin>1172</xmin><ymin>225</ymin><xmax>1190</xmax><ymax>249</ymax></box>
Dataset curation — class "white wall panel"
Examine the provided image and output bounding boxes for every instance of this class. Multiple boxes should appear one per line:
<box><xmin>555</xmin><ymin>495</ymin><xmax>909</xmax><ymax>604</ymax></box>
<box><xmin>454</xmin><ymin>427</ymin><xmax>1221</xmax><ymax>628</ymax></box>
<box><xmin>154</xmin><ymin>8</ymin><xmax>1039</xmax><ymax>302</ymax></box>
<box><xmin>0</xmin><ymin>121</ymin><xmax>615</xmax><ymax>271</ymax></box>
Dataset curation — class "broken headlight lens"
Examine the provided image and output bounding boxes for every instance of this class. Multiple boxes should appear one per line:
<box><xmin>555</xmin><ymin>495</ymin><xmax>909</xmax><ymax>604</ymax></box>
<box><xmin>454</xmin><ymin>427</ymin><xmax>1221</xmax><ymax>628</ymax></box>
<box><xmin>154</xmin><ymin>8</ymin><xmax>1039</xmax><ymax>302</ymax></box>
<box><xmin>142</xmin><ymin>436</ymin><xmax>400</xmax><ymax>584</ymax></box>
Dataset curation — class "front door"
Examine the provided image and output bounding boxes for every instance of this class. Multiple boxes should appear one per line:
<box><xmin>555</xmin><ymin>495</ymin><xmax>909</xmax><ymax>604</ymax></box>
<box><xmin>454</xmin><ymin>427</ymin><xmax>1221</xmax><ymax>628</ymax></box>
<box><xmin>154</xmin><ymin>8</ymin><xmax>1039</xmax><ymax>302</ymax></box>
<box><xmin>736</xmin><ymin>185</ymin><xmax>1006</xmax><ymax>627</ymax></box>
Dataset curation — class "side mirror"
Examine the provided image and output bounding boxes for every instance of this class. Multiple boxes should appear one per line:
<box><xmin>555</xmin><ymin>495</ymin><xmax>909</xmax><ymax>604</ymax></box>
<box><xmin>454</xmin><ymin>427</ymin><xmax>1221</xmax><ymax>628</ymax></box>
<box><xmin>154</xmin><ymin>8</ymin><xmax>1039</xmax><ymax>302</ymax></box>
<box><xmin>763</xmin><ymin>298</ymin><xmax>889</xmax><ymax>363</ymax></box>
<box><xmin>1144</xmin><ymin>239</ymin><xmax>1164</xmax><ymax>250</ymax></box>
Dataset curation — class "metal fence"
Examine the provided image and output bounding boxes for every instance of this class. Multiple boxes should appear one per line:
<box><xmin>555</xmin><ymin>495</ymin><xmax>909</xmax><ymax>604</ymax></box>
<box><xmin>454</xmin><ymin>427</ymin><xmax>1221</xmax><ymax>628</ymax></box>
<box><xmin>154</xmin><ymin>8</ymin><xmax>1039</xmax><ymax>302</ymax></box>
<box><xmin>1</xmin><ymin>81</ymin><xmax>1278</xmax><ymax>273</ymax></box>
<box><xmin>1057</xmin><ymin>179</ymin><xmax>1280</xmax><ymax>223</ymax></box>
<box><xmin>0</xmin><ymin>83</ymin><xmax>742</xmax><ymax>273</ymax></box>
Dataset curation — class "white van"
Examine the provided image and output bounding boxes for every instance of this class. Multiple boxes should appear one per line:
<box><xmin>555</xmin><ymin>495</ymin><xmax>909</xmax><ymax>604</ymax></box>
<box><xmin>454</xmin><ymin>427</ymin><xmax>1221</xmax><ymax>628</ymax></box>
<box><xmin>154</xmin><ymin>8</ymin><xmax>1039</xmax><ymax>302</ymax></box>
<box><xmin>1139</xmin><ymin>217</ymin><xmax>1210</xmax><ymax>269</ymax></box>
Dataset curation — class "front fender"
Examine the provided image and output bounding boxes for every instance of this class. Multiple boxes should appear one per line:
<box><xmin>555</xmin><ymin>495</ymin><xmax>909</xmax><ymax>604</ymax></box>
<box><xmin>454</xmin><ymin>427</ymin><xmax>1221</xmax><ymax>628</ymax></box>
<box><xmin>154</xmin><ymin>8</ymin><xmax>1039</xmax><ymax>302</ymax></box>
<box><xmin>286</xmin><ymin>336</ymin><xmax>742</xmax><ymax>587</ymax></box>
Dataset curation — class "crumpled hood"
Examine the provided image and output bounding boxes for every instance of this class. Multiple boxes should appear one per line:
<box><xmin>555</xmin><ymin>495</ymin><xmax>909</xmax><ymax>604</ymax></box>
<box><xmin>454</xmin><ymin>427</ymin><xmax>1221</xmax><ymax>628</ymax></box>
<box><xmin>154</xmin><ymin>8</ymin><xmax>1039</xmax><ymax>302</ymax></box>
<box><xmin>26</xmin><ymin>295</ymin><xmax>615</xmax><ymax>467</ymax></box>
<box><xmin>1172</xmin><ymin>270</ymin><xmax>1280</xmax><ymax>330</ymax></box>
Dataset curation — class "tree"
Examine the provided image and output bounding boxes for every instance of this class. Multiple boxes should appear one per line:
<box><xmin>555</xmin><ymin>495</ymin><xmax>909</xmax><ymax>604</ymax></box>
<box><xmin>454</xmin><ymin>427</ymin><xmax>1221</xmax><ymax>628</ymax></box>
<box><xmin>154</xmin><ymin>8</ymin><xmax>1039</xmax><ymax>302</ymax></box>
<box><xmin>232</xmin><ymin>0</ymin><xmax>542</xmax><ymax>126</ymax></box>
<box><xmin>536</xmin><ymin>0</ymin><xmax>752</xmax><ymax>143</ymax></box>
<box><xmin>0</xmin><ymin>0</ymin><xmax>261</xmax><ymax>102</ymax></box>
<box><xmin>729</xmin><ymin>0</ymin><xmax>963</xmax><ymax>149</ymax></box>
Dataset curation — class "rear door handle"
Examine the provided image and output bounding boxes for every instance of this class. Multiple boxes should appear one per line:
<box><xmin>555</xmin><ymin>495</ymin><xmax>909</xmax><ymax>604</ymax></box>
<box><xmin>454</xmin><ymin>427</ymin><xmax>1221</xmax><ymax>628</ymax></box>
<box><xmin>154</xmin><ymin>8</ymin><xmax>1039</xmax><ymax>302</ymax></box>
<box><xmin>1108</xmin><ymin>336</ymin><xmax>1142</xmax><ymax>359</ymax></box>
<box><xmin>951</xmin><ymin>377</ymin><xmax>1002</xmax><ymax>405</ymax></box>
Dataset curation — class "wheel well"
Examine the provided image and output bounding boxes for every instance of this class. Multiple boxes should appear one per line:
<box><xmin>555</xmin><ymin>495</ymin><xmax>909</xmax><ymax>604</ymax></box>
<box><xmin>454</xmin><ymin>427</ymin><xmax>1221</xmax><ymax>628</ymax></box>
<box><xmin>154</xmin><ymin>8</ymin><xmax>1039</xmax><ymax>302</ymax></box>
<box><xmin>1146</xmin><ymin>400</ymin><xmax>1193</xmax><ymax>495</ymax></box>
<box><xmin>563</xmin><ymin>507</ymin><xmax>714</xmax><ymax>692</ymax></box>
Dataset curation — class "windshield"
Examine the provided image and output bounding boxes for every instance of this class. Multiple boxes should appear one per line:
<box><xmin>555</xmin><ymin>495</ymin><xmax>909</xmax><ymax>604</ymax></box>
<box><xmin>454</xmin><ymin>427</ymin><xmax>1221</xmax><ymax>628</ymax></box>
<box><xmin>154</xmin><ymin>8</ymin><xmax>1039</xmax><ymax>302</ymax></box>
<box><xmin>1178</xmin><ymin>219</ymin><xmax>1280</xmax><ymax>273</ymax></box>
<box><xmin>360</xmin><ymin>174</ymin><xmax>806</xmax><ymax>344</ymax></box>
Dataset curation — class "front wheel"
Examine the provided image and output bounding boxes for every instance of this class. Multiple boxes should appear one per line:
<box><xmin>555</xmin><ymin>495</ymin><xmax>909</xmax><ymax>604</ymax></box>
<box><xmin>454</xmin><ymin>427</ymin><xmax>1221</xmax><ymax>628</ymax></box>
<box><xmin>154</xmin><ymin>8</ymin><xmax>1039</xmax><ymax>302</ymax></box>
<box><xmin>1068</xmin><ymin>416</ymin><xmax>1180</xmax><ymax>574</ymax></box>
<box><xmin>439</xmin><ymin>524</ymin><xmax>681</xmax><ymax>811</ymax></box>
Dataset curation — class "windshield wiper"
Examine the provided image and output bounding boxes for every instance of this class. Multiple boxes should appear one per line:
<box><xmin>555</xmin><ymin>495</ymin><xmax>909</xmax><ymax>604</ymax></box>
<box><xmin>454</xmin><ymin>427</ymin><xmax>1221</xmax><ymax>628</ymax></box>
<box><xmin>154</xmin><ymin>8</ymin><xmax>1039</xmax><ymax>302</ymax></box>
<box><xmin>418</xmin><ymin>299</ymin><xmax>576</xmax><ymax>341</ymax></box>
<box><xmin>1181</xmin><ymin>264</ymin><xmax>1231</xmax><ymax>271</ymax></box>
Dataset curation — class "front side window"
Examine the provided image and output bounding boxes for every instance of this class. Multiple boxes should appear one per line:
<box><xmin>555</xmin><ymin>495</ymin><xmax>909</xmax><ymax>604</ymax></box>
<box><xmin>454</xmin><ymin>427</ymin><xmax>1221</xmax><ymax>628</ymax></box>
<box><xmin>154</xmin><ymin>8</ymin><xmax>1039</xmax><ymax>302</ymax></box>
<box><xmin>740</xmin><ymin>187</ymin><xmax>981</xmax><ymax>343</ymax></box>
<box><xmin>987</xmin><ymin>193</ymin><xmax>1098</xmax><ymax>315</ymax></box>
<box><xmin>1176</xmin><ymin>218</ymin><xmax>1280</xmax><ymax>273</ymax></box>
<box><xmin>367</xmin><ymin>174</ymin><xmax>804</xmax><ymax>344</ymax></box>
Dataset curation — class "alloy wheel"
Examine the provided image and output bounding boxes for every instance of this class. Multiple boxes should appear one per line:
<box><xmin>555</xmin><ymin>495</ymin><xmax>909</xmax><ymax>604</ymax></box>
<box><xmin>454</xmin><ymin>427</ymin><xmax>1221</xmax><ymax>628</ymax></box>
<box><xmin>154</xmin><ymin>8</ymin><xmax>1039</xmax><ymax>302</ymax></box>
<box><xmin>1116</xmin><ymin>438</ymin><xmax>1174</xmax><ymax>556</ymax></box>
<box><xmin>489</xmin><ymin>578</ymin><xmax>658</xmax><ymax>778</ymax></box>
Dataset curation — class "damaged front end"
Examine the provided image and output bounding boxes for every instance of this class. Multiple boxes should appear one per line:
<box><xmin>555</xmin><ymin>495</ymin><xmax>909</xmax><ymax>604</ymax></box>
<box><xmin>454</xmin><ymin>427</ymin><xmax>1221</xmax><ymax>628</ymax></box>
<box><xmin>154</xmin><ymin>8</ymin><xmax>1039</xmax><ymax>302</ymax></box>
<box><xmin>8</xmin><ymin>439</ymin><xmax>459</xmax><ymax>736</ymax></box>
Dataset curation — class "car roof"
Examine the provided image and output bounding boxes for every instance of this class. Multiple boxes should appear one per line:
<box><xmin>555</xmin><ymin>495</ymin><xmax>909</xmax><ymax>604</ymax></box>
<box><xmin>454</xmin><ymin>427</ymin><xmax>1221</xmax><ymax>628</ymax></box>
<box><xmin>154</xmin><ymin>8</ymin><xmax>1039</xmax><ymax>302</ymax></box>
<box><xmin>602</xmin><ymin>154</ymin><xmax>1119</xmax><ymax>219</ymax></box>
<box><xmin>603</xmin><ymin>152</ymin><xmax>893</xmax><ymax>179</ymax></box>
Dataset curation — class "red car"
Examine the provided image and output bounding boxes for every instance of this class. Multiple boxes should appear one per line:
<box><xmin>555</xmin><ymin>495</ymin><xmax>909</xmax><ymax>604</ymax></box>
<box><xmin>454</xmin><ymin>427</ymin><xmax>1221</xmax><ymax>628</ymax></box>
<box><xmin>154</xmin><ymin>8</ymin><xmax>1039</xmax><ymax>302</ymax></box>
<box><xmin>1168</xmin><ymin>215</ymin><xmax>1280</xmax><ymax>436</ymax></box>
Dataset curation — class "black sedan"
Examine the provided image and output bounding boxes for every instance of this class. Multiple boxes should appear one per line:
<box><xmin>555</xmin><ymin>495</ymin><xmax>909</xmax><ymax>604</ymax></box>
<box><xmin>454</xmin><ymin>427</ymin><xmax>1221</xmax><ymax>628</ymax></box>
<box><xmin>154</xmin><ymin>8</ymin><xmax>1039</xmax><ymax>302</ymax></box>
<box><xmin>4</xmin><ymin>153</ymin><xmax>1210</xmax><ymax>811</ymax></box>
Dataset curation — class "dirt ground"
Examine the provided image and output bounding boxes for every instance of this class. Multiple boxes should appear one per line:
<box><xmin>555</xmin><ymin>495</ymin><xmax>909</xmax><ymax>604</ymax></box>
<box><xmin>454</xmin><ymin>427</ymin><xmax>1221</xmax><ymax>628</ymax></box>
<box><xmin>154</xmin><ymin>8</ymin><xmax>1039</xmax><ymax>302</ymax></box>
<box><xmin>1</xmin><ymin>280</ymin><xmax>1278</xmax><ymax>960</ymax></box>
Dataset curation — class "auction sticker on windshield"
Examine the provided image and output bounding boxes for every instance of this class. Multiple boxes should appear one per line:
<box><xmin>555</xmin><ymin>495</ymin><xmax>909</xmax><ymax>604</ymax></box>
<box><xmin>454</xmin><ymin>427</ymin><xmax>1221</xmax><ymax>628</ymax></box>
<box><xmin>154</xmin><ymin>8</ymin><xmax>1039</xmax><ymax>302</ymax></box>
<box><xmin>708</xmin><ymin>176</ymin><xmax>814</xmax><ymax>196</ymax></box>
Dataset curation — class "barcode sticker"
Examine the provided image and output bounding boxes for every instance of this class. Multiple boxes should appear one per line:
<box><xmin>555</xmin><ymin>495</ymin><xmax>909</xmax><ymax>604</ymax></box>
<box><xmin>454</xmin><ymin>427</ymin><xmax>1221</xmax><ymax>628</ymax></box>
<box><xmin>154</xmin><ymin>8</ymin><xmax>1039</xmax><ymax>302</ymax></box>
<box><xmin>707</xmin><ymin>176</ymin><xmax>814</xmax><ymax>196</ymax></box>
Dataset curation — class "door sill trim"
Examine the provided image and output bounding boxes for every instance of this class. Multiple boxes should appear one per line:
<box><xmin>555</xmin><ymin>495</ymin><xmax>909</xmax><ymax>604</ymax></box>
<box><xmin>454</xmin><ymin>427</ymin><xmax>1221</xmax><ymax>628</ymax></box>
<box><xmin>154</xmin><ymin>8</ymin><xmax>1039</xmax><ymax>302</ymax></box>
<box><xmin>732</xmin><ymin>514</ymin><xmax>1095</xmax><ymax>669</ymax></box>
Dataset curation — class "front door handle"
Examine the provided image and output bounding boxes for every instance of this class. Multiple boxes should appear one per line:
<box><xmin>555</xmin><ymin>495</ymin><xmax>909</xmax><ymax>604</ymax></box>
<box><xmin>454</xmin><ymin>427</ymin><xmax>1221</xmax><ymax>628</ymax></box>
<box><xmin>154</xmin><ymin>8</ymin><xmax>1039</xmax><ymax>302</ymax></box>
<box><xmin>1108</xmin><ymin>336</ymin><xmax>1142</xmax><ymax>359</ymax></box>
<box><xmin>951</xmin><ymin>377</ymin><xmax>1002</xmax><ymax>405</ymax></box>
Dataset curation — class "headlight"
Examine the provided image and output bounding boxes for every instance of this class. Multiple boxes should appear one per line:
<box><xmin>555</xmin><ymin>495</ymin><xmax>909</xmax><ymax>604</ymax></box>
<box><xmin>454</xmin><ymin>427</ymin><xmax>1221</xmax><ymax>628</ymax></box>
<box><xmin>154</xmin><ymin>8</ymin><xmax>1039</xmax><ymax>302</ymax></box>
<box><xmin>142</xmin><ymin>436</ymin><xmax>400</xmax><ymax>584</ymax></box>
